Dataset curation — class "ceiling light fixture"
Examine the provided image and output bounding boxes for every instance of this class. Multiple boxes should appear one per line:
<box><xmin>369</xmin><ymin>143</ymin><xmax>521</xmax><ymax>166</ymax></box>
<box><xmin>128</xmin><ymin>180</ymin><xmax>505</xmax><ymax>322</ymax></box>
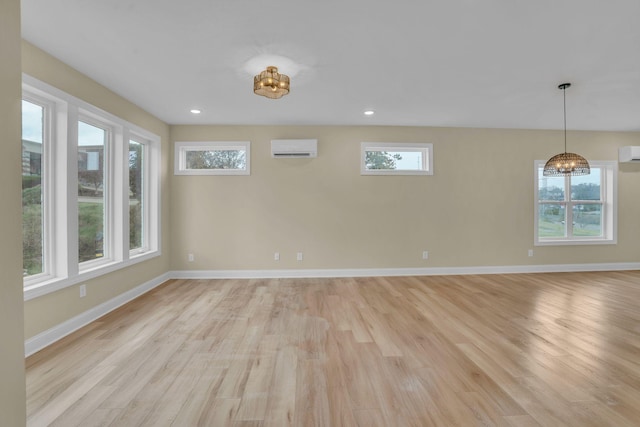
<box><xmin>364</xmin><ymin>110</ymin><xmax>375</xmax><ymax>116</ymax></box>
<box><xmin>543</xmin><ymin>83</ymin><xmax>590</xmax><ymax>176</ymax></box>
<box><xmin>190</xmin><ymin>109</ymin><xmax>201</xmax><ymax>114</ymax></box>
<box><xmin>254</xmin><ymin>66</ymin><xmax>290</xmax><ymax>99</ymax></box>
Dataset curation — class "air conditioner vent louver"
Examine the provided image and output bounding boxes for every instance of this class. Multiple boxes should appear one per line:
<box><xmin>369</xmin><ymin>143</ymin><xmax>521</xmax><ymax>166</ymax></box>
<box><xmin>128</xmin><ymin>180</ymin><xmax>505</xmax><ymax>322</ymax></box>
<box><xmin>271</xmin><ymin>139</ymin><xmax>317</xmax><ymax>158</ymax></box>
<box><xmin>273</xmin><ymin>152</ymin><xmax>312</xmax><ymax>157</ymax></box>
<box><xmin>619</xmin><ymin>146</ymin><xmax>640</xmax><ymax>163</ymax></box>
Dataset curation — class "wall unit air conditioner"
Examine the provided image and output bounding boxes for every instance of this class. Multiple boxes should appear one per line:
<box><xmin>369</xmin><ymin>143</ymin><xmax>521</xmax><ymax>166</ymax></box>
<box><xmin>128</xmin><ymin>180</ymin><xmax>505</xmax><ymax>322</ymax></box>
<box><xmin>619</xmin><ymin>146</ymin><xmax>640</xmax><ymax>163</ymax></box>
<box><xmin>271</xmin><ymin>139</ymin><xmax>317</xmax><ymax>158</ymax></box>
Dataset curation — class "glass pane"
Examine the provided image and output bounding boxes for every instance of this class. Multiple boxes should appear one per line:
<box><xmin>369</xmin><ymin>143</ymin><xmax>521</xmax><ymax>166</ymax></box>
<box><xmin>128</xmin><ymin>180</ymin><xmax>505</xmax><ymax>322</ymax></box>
<box><xmin>129</xmin><ymin>141</ymin><xmax>144</xmax><ymax>250</ymax></box>
<box><xmin>78</xmin><ymin>121</ymin><xmax>106</xmax><ymax>262</ymax></box>
<box><xmin>571</xmin><ymin>168</ymin><xmax>601</xmax><ymax>201</ymax></box>
<box><xmin>185</xmin><ymin>149</ymin><xmax>246</xmax><ymax>170</ymax></box>
<box><xmin>538</xmin><ymin>170</ymin><xmax>565</xmax><ymax>201</ymax></box>
<box><xmin>573</xmin><ymin>204</ymin><xmax>603</xmax><ymax>237</ymax></box>
<box><xmin>538</xmin><ymin>204</ymin><xmax>566</xmax><ymax>238</ymax></box>
<box><xmin>365</xmin><ymin>150</ymin><xmax>426</xmax><ymax>171</ymax></box>
<box><xmin>22</xmin><ymin>100</ymin><xmax>44</xmax><ymax>276</ymax></box>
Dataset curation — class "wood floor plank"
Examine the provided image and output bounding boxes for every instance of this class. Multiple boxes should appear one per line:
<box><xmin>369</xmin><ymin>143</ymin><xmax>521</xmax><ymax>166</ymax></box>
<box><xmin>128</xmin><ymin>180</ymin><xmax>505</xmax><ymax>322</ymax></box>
<box><xmin>26</xmin><ymin>271</ymin><xmax>640</xmax><ymax>426</ymax></box>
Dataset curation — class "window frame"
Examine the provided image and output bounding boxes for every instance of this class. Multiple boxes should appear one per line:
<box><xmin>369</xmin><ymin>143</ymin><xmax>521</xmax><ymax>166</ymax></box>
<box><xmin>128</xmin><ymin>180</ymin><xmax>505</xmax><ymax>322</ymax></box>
<box><xmin>174</xmin><ymin>141</ymin><xmax>251</xmax><ymax>175</ymax></box>
<box><xmin>534</xmin><ymin>160</ymin><xmax>617</xmax><ymax>246</ymax></box>
<box><xmin>360</xmin><ymin>142</ymin><xmax>433</xmax><ymax>176</ymax></box>
<box><xmin>22</xmin><ymin>74</ymin><xmax>161</xmax><ymax>301</ymax></box>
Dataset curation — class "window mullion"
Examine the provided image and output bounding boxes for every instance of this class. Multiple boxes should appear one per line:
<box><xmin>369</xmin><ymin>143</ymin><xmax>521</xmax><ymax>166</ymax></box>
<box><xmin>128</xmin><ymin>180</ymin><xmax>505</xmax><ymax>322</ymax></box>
<box><xmin>565</xmin><ymin>174</ymin><xmax>573</xmax><ymax>239</ymax></box>
<box><xmin>120</xmin><ymin>129</ymin><xmax>131</xmax><ymax>261</ymax></box>
<box><xmin>65</xmin><ymin>105</ymin><xmax>80</xmax><ymax>277</ymax></box>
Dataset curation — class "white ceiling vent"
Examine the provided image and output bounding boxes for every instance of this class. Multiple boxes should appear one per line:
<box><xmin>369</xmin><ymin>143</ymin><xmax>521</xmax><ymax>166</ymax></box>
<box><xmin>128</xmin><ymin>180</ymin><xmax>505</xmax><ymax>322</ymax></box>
<box><xmin>619</xmin><ymin>146</ymin><xmax>640</xmax><ymax>163</ymax></box>
<box><xmin>271</xmin><ymin>139</ymin><xmax>317</xmax><ymax>158</ymax></box>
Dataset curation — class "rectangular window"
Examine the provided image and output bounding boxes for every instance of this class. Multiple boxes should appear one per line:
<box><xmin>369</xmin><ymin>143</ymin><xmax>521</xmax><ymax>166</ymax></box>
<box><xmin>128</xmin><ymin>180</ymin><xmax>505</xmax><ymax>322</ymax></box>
<box><xmin>22</xmin><ymin>99</ymin><xmax>46</xmax><ymax>277</ymax></box>
<box><xmin>78</xmin><ymin>120</ymin><xmax>107</xmax><ymax>263</ymax></box>
<box><xmin>22</xmin><ymin>75</ymin><xmax>161</xmax><ymax>300</ymax></box>
<box><xmin>534</xmin><ymin>160</ymin><xmax>617</xmax><ymax>245</ymax></box>
<box><xmin>361</xmin><ymin>142</ymin><xmax>433</xmax><ymax>175</ymax></box>
<box><xmin>129</xmin><ymin>139</ymin><xmax>144</xmax><ymax>251</ymax></box>
<box><xmin>174</xmin><ymin>141</ymin><xmax>250</xmax><ymax>175</ymax></box>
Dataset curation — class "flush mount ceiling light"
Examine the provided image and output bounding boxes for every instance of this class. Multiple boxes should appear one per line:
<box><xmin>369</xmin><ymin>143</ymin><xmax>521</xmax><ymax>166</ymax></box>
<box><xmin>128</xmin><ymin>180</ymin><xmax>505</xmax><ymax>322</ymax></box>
<box><xmin>543</xmin><ymin>83</ymin><xmax>590</xmax><ymax>176</ymax></box>
<box><xmin>254</xmin><ymin>66</ymin><xmax>290</xmax><ymax>99</ymax></box>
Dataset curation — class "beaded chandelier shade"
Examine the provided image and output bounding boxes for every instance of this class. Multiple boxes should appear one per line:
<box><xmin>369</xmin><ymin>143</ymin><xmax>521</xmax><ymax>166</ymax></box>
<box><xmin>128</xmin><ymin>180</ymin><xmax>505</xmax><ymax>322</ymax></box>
<box><xmin>543</xmin><ymin>83</ymin><xmax>590</xmax><ymax>176</ymax></box>
<box><xmin>253</xmin><ymin>66</ymin><xmax>290</xmax><ymax>99</ymax></box>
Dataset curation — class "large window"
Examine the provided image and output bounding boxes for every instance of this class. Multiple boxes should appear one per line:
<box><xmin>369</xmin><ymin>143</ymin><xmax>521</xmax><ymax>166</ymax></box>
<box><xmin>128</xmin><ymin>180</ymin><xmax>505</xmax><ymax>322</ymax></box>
<box><xmin>361</xmin><ymin>142</ymin><xmax>433</xmax><ymax>175</ymax></box>
<box><xmin>22</xmin><ymin>75</ymin><xmax>161</xmax><ymax>299</ymax></box>
<box><xmin>534</xmin><ymin>160</ymin><xmax>617</xmax><ymax>245</ymax></box>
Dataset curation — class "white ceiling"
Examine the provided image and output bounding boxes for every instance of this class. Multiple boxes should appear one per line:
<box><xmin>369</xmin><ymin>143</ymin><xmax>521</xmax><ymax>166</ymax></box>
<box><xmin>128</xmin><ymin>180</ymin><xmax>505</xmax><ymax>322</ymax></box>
<box><xmin>21</xmin><ymin>0</ymin><xmax>640</xmax><ymax>131</ymax></box>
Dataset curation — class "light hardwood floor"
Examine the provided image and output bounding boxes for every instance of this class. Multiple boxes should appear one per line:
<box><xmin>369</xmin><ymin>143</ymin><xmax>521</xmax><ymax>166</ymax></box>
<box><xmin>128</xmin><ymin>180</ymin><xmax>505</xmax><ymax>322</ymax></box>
<box><xmin>26</xmin><ymin>271</ymin><xmax>640</xmax><ymax>426</ymax></box>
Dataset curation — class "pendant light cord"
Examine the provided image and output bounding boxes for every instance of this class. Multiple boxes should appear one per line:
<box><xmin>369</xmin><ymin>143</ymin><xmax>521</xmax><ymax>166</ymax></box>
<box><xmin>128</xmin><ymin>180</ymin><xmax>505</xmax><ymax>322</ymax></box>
<box><xmin>563</xmin><ymin>85</ymin><xmax>567</xmax><ymax>153</ymax></box>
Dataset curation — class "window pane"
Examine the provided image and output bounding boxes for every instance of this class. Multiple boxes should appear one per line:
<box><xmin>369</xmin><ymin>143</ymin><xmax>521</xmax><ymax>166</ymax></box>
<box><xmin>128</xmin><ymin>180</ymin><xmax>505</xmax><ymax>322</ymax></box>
<box><xmin>573</xmin><ymin>204</ymin><xmax>603</xmax><ymax>237</ymax></box>
<box><xmin>129</xmin><ymin>141</ymin><xmax>144</xmax><ymax>250</ymax></box>
<box><xmin>538</xmin><ymin>171</ymin><xmax>565</xmax><ymax>201</ymax></box>
<box><xmin>185</xmin><ymin>149</ymin><xmax>246</xmax><ymax>170</ymax></box>
<box><xmin>22</xmin><ymin>100</ymin><xmax>44</xmax><ymax>276</ymax></box>
<box><xmin>571</xmin><ymin>168</ymin><xmax>601</xmax><ymax>201</ymax></box>
<box><xmin>365</xmin><ymin>150</ymin><xmax>425</xmax><ymax>171</ymax></box>
<box><xmin>538</xmin><ymin>204</ymin><xmax>566</xmax><ymax>238</ymax></box>
<box><xmin>78</xmin><ymin>121</ymin><xmax>106</xmax><ymax>262</ymax></box>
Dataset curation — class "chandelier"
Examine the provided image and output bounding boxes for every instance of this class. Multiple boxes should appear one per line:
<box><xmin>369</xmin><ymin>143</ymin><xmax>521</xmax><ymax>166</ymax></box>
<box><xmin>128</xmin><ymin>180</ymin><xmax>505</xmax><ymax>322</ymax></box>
<box><xmin>253</xmin><ymin>66</ymin><xmax>290</xmax><ymax>99</ymax></box>
<box><xmin>543</xmin><ymin>83</ymin><xmax>590</xmax><ymax>176</ymax></box>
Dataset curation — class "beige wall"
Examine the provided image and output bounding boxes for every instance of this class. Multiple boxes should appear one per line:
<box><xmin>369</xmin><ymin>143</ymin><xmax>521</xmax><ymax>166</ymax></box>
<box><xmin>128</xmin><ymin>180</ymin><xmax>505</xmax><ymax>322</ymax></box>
<box><xmin>170</xmin><ymin>125</ymin><xmax>640</xmax><ymax>271</ymax></box>
<box><xmin>1</xmin><ymin>0</ymin><xmax>26</xmax><ymax>424</ymax></box>
<box><xmin>22</xmin><ymin>42</ymin><xmax>172</xmax><ymax>340</ymax></box>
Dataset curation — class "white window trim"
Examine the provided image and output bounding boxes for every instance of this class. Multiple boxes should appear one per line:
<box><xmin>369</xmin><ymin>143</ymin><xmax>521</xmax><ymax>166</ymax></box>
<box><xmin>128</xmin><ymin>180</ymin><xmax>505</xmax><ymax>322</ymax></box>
<box><xmin>361</xmin><ymin>142</ymin><xmax>433</xmax><ymax>175</ymax></box>
<box><xmin>174</xmin><ymin>141</ymin><xmax>251</xmax><ymax>175</ymax></box>
<box><xmin>22</xmin><ymin>74</ymin><xmax>161</xmax><ymax>301</ymax></box>
<box><xmin>534</xmin><ymin>160</ymin><xmax>617</xmax><ymax>246</ymax></box>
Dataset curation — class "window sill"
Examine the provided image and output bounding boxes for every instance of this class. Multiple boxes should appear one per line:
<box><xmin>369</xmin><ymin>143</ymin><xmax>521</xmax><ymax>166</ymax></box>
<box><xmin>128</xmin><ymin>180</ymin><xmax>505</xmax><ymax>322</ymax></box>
<box><xmin>24</xmin><ymin>250</ymin><xmax>161</xmax><ymax>301</ymax></box>
<box><xmin>534</xmin><ymin>238</ymin><xmax>616</xmax><ymax>246</ymax></box>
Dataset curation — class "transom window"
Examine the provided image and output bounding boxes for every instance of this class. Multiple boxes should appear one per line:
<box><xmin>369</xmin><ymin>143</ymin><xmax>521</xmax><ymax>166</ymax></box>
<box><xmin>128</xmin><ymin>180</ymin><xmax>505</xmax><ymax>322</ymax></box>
<box><xmin>534</xmin><ymin>160</ymin><xmax>617</xmax><ymax>245</ymax></box>
<box><xmin>361</xmin><ymin>142</ymin><xmax>433</xmax><ymax>175</ymax></box>
<box><xmin>174</xmin><ymin>141</ymin><xmax>250</xmax><ymax>175</ymax></box>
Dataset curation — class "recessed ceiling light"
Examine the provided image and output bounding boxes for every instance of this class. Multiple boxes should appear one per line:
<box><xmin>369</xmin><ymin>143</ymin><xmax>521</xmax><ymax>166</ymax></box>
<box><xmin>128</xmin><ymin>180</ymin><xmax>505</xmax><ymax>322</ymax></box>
<box><xmin>190</xmin><ymin>109</ymin><xmax>201</xmax><ymax>114</ymax></box>
<box><xmin>364</xmin><ymin>110</ymin><xmax>375</xmax><ymax>116</ymax></box>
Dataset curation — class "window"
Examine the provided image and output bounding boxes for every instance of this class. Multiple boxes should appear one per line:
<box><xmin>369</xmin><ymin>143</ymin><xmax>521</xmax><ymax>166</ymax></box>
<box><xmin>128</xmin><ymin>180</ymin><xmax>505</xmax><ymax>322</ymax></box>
<box><xmin>361</xmin><ymin>142</ymin><xmax>433</xmax><ymax>175</ymax></box>
<box><xmin>78</xmin><ymin>120</ymin><xmax>107</xmax><ymax>263</ymax></box>
<box><xmin>129</xmin><ymin>139</ymin><xmax>144</xmax><ymax>252</ymax></box>
<box><xmin>174</xmin><ymin>141</ymin><xmax>250</xmax><ymax>175</ymax></box>
<box><xmin>534</xmin><ymin>160</ymin><xmax>617</xmax><ymax>245</ymax></box>
<box><xmin>22</xmin><ymin>75</ymin><xmax>161</xmax><ymax>299</ymax></box>
<box><xmin>22</xmin><ymin>98</ymin><xmax>47</xmax><ymax>277</ymax></box>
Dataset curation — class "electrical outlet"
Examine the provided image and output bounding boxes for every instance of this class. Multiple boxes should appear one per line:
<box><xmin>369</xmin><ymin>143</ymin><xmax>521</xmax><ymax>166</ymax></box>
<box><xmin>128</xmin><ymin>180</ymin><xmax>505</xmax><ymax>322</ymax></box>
<box><xmin>528</xmin><ymin>249</ymin><xmax>534</xmax><ymax>257</ymax></box>
<box><xmin>297</xmin><ymin>252</ymin><xmax>303</xmax><ymax>261</ymax></box>
<box><xmin>79</xmin><ymin>284</ymin><xmax>87</xmax><ymax>298</ymax></box>
<box><xmin>274</xmin><ymin>252</ymin><xmax>280</xmax><ymax>261</ymax></box>
<box><xmin>188</xmin><ymin>253</ymin><xmax>195</xmax><ymax>262</ymax></box>
<box><xmin>422</xmin><ymin>251</ymin><xmax>429</xmax><ymax>260</ymax></box>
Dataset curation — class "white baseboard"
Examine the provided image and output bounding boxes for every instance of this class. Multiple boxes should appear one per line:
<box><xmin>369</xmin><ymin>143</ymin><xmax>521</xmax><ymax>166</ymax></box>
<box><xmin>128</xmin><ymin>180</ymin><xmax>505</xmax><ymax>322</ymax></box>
<box><xmin>169</xmin><ymin>262</ymin><xmax>640</xmax><ymax>280</ymax></box>
<box><xmin>24</xmin><ymin>272</ymin><xmax>171</xmax><ymax>357</ymax></box>
<box><xmin>26</xmin><ymin>262</ymin><xmax>640</xmax><ymax>356</ymax></box>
